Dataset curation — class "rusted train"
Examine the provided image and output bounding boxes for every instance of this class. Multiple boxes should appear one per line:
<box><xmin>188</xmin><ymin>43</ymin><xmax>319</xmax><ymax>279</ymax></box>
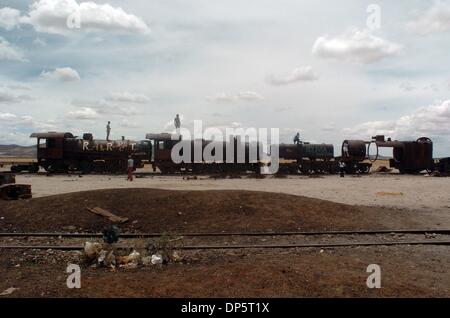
<box><xmin>12</xmin><ymin>131</ymin><xmax>448</xmax><ymax>175</ymax></box>
<box><xmin>146</xmin><ymin>133</ymin><xmax>263</xmax><ymax>174</ymax></box>
<box><xmin>29</xmin><ymin>132</ymin><xmax>151</xmax><ymax>173</ymax></box>
<box><xmin>343</xmin><ymin>135</ymin><xmax>434</xmax><ymax>174</ymax></box>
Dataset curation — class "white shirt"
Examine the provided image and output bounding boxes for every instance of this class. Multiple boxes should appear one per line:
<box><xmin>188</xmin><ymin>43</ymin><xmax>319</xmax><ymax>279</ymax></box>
<box><xmin>127</xmin><ymin>158</ymin><xmax>134</xmax><ymax>168</ymax></box>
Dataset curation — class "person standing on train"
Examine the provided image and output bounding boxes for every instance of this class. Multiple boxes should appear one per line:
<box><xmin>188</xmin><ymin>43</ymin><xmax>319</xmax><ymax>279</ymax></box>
<box><xmin>339</xmin><ymin>160</ymin><xmax>346</xmax><ymax>178</ymax></box>
<box><xmin>174</xmin><ymin>114</ymin><xmax>181</xmax><ymax>134</ymax></box>
<box><xmin>106</xmin><ymin>121</ymin><xmax>111</xmax><ymax>141</ymax></box>
<box><xmin>294</xmin><ymin>132</ymin><xmax>301</xmax><ymax>145</ymax></box>
<box><xmin>127</xmin><ymin>155</ymin><xmax>134</xmax><ymax>181</ymax></box>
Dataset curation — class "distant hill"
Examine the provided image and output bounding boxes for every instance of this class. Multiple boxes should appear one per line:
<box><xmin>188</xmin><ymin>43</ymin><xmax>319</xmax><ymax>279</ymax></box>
<box><xmin>0</xmin><ymin>144</ymin><xmax>36</xmax><ymax>157</ymax></box>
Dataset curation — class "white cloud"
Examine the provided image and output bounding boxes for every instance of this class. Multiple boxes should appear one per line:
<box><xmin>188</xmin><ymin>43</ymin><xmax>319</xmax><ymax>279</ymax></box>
<box><xmin>399</xmin><ymin>82</ymin><xmax>417</xmax><ymax>92</ymax></box>
<box><xmin>22</xmin><ymin>0</ymin><xmax>150</xmax><ymax>35</ymax></box>
<box><xmin>0</xmin><ymin>88</ymin><xmax>32</xmax><ymax>103</ymax></box>
<box><xmin>119</xmin><ymin>119</ymin><xmax>139</xmax><ymax>129</ymax></box>
<box><xmin>105</xmin><ymin>92</ymin><xmax>149</xmax><ymax>103</ymax></box>
<box><xmin>41</xmin><ymin>67</ymin><xmax>81</xmax><ymax>82</ymax></box>
<box><xmin>343</xmin><ymin>100</ymin><xmax>450</xmax><ymax>139</ymax></box>
<box><xmin>71</xmin><ymin>99</ymin><xmax>139</xmax><ymax>116</ymax></box>
<box><xmin>0</xmin><ymin>112</ymin><xmax>17</xmax><ymax>121</ymax></box>
<box><xmin>312</xmin><ymin>28</ymin><xmax>403</xmax><ymax>64</ymax></box>
<box><xmin>266</xmin><ymin>66</ymin><xmax>319</xmax><ymax>86</ymax></box>
<box><xmin>33</xmin><ymin>38</ymin><xmax>47</xmax><ymax>47</ymax></box>
<box><xmin>94</xmin><ymin>104</ymin><xmax>138</xmax><ymax>116</ymax></box>
<box><xmin>0</xmin><ymin>112</ymin><xmax>34</xmax><ymax>126</ymax></box>
<box><xmin>206</xmin><ymin>91</ymin><xmax>264</xmax><ymax>102</ymax></box>
<box><xmin>0</xmin><ymin>37</ymin><xmax>27</xmax><ymax>62</ymax></box>
<box><xmin>422</xmin><ymin>83</ymin><xmax>439</xmax><ymax>92</ymax></box>
<box><xmin>0</xmin><ymin>132</ymin><xmax>32</xmax><ymax>145</ymax></box>
<box><xmin>0</xmin><ymin>112</ymin><xmax>57</xmax><ymax>142</ymax></box>
<box><xmin>0</xmin><ymin>7</ymin><xmax>22</xmax><ymax>30</ymax></box>
<box><xmin>406</xmin><ymin>2</ymin><xmax>450</xmax><ymax>35</ymax></box>
<box><xmin>5</xmin><ymin>83</ymin><xmax>32</xmax><ymax>90</ymax></box>
<box><xmin>67</xmin><ymin>107</ymin><xmax>98</xmax><ymax>119</ymax></box>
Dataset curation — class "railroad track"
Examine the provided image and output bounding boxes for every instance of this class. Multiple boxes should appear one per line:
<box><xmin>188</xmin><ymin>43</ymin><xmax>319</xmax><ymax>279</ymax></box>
<box><xmin>0</xmin><ymin>241</ymin><xmax>450</xmax><ymax>250</ymax></box>
<box><xmin>1</xmin><ymin>229</ymin><xmax>449</xmax><ymax>250</ymax></box>
<box><xmin>1</xmin><ymin>228</ymin><xmax>449</xmax><ymax>238</ymax></box>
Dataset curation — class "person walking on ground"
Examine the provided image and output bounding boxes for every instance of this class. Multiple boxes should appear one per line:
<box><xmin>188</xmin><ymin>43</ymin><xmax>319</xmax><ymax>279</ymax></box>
<box><xmin>342</xmin><ymin>141</ymin><xmax>349</xmax><ymax>157</ymax></box>
<box><xmin>174</xmin><ymin>114</ymin><xmax>181</xmax><ymax>133</ymax></box>
<box><xmin>127</xmin><ymin>155</ymin><xmax>134</xmax><ymax>181</ymax></box>
<box><xmin>106</xmin><ymin>121</ymin><xmax>111</xmax><ymax>141</ymax></box>
<box><xmin>339</xmin><ymin>160</ymin><xmax>346</xmax><ymax>178</ymax></box>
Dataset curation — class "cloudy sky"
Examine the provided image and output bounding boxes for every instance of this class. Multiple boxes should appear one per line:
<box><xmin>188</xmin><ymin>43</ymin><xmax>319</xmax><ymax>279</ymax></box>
<box><xmin>0</xmin><ymin>0</ymin><xmax>450</xmax><ymax>155</ymax></box>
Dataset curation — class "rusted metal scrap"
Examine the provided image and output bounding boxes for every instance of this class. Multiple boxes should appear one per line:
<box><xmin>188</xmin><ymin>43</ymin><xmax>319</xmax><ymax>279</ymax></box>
<box><xmin>0</xmin><ymin>172</ymin><xmax>32</xmax><ymax>200</ymax></box>
<box><xmin>0</xmin><ymin>172</ymin><xmax>16</xmax><ymax>186</ymax></box>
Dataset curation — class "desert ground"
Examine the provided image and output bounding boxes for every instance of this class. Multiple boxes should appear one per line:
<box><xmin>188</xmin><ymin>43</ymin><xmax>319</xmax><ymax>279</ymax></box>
<box><xmin>14</xmin><ymin>173</ymin><xmax>450</xmax><ymax>216</ymax></box>
<box><xmin>1</xmin><ymin>165</ymin><xmax>449</xmax><ymax>297</ymax></box>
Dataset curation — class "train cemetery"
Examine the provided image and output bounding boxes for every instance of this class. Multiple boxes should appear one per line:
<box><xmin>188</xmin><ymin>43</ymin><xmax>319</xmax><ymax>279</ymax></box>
<box><xmin>0</xmin><ymin>130</ymin><xmax>449</xmax><ymax>297</ymax></box>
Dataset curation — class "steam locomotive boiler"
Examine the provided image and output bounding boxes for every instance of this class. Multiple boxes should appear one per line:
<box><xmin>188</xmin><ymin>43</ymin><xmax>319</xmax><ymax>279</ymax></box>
<box><xmin>30</xmin><ymin>132</ymin><xmax>151</xmax><ymax>173</ymax></box>
<box><xmin>342</xmin><ymin>135</ymin><xmax>434</xmax><ymax>174</ymax></box>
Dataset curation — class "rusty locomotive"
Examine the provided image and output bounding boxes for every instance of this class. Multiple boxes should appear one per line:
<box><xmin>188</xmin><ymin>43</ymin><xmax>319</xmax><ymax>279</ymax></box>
<box><xmin>14</xmin><ymin>131</ymin><xmax>448</xmax><ymax>175</ymax></box>
<box><xmin>145</xmin><ymin>133</ymin><xmax>370</xmax><ymax>174</ymax></box>
<box><xmin>343</xmin><ymin>135</ymin><xmax>434</xmax><ymax>174</ymax></box>
<box><xmin>30</xmin><ymin>132</ymin><xmax>151</xmax><ymax>173</ymax></box>
<box><xmin>145</xmin><ymin>133</ymin><xmax>263</xmax><ymax>174</ymax></box>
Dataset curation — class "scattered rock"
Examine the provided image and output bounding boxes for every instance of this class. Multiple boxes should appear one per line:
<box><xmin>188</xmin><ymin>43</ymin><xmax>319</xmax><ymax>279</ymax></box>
<box><xmin>171</xmin><ymin>251</ymin><xmax>183</xmax><ymax>263</ymax></box>
<box><xmin>142</xmin><ymin>256</ymin><xmax>152</xmax><ymax>266</ymax></box>
<box><xmin>0</xmin><ymin>287</ymin><xmax>19</xmax><ymax>296</ymax></box>
<box><xmin>151</xmin><ymin>253</ymin><xmax>163</xmax><ymax>265</ymax></box>
<box><xmin>116</xmin><ymin>250</ymin><xmax>140</xmax><ymax>265</ymax></box>
<box><xmin>84</xmin><ymin>242</ymin><xmax>102</xmax><ymax>261</ymax></box>
<box><xmin>120</xmin><ymin>262</ymin><xmax>138</xmax><ymax>269</ymax></box>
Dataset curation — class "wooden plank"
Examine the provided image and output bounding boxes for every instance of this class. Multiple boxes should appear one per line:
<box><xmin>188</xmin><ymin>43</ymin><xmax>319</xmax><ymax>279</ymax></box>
<box><xmin>86</xmin><ymin>207</ymin><xmax>128</xmax><ymax>223</ymax></box>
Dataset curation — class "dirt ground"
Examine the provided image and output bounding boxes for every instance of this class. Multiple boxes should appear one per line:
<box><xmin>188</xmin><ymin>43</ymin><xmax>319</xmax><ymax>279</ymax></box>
<box><xmin>13</xmin><ymin>173</ymin><xmax>450</xmax><ymax>218</ymax></box>
<box><xmin>1</xmin><ymin>246</ymin><xmax>449</xmax><ymax>298</ymax></box>
<box><xmin>0</xmin><ymin>189</ymin><xmax>449</xmax><ymax>297</ymax></box>
<box><xmin>1</xmin><ymin>188</ymin><xmax>448</xmax><ymax>233</ymax></box>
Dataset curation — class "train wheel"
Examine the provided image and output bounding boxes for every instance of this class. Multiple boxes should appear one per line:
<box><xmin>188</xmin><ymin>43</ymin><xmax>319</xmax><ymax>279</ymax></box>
<box><xmin>80</xmin><ymin>161</ymin><xmax>92</xmax><ymax>174</ymax></box>
<box><xmin>32</xmin><ymin>164</ymin><xmax>40</xmax><ymax>173</ymax></box>
<box><xmin>48</xmin><ymin>163</ymin><xmax>67</xmax><ymax>173</ymax></box>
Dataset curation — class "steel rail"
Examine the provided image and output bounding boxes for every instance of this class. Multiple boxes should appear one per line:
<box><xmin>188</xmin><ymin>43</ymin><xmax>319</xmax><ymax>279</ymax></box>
<box><xmin>0</xmin><ymin>229</ymin><xmax>449</xmax><ymax>238</ymax></box>
<box><xmin>1</xmin><ymin>240</ymin><xmax>450</xmax><ymax>250</ymax></box>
